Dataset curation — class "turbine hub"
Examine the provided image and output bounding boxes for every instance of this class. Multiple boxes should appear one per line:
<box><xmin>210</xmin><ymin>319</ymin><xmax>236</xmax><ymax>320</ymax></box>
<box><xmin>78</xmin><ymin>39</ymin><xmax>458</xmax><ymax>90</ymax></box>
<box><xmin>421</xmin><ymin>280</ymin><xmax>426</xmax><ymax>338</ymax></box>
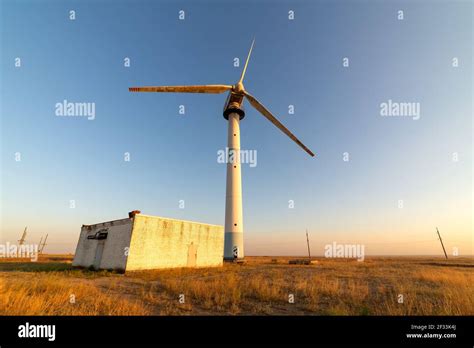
<box><xmin>234</xmin><ymin>82</ymin><xmax>245</xmax><ymax>93</ymax></box>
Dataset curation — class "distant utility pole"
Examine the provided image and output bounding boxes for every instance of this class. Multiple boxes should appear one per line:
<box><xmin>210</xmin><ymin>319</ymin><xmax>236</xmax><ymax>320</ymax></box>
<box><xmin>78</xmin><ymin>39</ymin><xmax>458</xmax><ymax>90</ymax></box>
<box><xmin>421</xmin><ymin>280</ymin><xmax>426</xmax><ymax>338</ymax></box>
<box><xmin>18</xmin><ymin>226</ymin><xmax>27</xmax><ymax>245</ymax></box>
<box><xmin>436</xmin><ymin>227</ymin><xmax>448</xmax><ymax>260</ymax></box>
<box><xmin>39</xmin><ymin>234</ymin><xmax>48</xmax><ymax>254</ymax></box>
<box><xmin>306</xmin><ymin>229</ymin><xmax>311</xmax><ymax>260</ymax></box>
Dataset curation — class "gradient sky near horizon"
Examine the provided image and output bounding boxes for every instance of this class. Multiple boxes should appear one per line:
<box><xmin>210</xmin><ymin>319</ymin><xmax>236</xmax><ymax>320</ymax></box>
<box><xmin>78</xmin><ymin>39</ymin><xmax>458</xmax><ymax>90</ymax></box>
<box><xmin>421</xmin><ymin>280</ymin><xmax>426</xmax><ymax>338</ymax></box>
<box><xmin>1</xmin><ymin>0</ymin><xmax>472</xmax><ymax>256</ymax></box>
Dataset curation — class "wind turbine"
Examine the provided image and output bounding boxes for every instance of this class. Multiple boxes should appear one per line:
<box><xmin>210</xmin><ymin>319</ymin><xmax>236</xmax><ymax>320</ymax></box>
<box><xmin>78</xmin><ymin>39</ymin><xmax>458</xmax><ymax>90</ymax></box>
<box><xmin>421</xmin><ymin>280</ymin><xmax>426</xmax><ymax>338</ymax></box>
<box><xmin>129</xmin><ymin>40</ymin><xmax>315</xmax><ymax>261</ymax></box>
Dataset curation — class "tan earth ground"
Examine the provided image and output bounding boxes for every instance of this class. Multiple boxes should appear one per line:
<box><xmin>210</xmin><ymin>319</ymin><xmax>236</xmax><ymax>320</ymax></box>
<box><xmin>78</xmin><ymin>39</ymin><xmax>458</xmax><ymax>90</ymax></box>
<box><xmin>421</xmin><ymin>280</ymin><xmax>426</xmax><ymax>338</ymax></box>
<box><xmin>0</xmin><ymin>255</ymin><xmax>472</xmax><ymax>315</ymax></box>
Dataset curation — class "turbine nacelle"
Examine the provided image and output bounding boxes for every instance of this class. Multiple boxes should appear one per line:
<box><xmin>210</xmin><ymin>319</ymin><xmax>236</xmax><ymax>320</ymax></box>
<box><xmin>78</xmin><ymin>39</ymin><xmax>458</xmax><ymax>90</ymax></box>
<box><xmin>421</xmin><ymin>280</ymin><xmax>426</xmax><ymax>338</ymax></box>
<box><xmin>223</xmin><ymin>90</ymin><xmax>245</xmax><ymax>120</ymax></box>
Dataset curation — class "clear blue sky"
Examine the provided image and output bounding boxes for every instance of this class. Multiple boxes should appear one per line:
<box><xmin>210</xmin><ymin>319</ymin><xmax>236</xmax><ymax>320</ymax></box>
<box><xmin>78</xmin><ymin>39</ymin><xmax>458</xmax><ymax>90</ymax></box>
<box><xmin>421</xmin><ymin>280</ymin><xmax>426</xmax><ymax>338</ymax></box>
<box><xmin>1</xmin><ymin>0</ymin><xmax>472</xmax><ymax>255</ymax></box>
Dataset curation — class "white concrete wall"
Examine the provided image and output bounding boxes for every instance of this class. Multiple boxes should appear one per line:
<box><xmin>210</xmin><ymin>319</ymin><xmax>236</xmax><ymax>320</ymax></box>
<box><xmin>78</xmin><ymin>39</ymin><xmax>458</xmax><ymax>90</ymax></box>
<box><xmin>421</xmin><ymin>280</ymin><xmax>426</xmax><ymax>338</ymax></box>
<box><xmin>72</xmin><ymin>218</ymin><xmax>132</xmax><ymax>272</ymax></box>
<box><xmin>126</xmin><ymin>215</ymin><xmax>224</xmax><ymax>271</ymax></box>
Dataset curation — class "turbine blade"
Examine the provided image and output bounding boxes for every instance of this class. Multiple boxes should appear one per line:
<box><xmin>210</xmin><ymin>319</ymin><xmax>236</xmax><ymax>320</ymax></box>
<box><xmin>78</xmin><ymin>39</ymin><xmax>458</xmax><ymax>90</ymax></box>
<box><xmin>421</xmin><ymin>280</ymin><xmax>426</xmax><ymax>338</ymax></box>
<box><xmin>129</xmin><ymin>85</ymin><xmax>232</xmax><ymax>94</ymax></box>
<box><xmin>238</xmin><ymin>39</ymin><xmax>255</xmax><ymax>84</ymax></box>
<box><xmin>244</xmin><ymin>92</ymin><xmax>315</xmax><ymax>157</ymax></box>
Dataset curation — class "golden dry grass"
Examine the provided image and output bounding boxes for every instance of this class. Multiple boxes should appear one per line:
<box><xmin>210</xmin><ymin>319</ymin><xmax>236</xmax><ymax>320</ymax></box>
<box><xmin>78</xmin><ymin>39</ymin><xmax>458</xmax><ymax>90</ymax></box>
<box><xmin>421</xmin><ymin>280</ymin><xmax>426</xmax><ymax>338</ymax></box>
<box><xmin>0</xmin><ymin>255</ymin><xmax>472</xmax><ymax>315</ymax></box>
<box><xmin>0</xmin><ymin>272</ymin><xmax>149</xmax><ymax>315</ymax></box>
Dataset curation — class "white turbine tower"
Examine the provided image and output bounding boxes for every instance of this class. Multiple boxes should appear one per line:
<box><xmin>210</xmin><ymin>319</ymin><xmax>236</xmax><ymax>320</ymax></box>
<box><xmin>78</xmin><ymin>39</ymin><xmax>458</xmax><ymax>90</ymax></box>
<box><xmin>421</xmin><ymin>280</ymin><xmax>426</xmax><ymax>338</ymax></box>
<box><xmin>129</xmin><ymin>40</ymin><xmax>315</xmax><ymax>261</ymax></box>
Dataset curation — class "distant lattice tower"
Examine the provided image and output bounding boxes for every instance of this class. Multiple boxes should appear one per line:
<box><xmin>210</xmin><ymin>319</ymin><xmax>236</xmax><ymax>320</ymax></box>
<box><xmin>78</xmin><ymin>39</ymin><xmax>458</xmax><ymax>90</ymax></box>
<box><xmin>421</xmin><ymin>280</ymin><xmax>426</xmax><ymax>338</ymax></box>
<box><xmin>39</xmin><ymin>234</ymin><xmax>48</xmax><ymax>254</ymax></box>
<box><xmin>18</xmin><ymin>226</ymin><xmax>27</xmax><ymax>246</ymax></box>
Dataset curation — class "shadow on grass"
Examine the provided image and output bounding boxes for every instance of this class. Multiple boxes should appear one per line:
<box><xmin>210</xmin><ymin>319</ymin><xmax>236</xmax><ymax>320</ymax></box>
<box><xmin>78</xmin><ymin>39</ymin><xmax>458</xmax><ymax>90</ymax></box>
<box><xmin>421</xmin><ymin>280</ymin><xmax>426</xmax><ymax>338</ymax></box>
<box><xmin>0</xmin><ymin>262</ymin><xmax>124</xmax><ymax>279</ymax></box>
<box><xmin>418</xmin><ymin>262</ymin><xmax>474</xmax><ymax>268</ymax></box>
<box><xmin>0</xmin><ymin>262</ymin><xmax>73</xmax><ymax>272</ymax></box>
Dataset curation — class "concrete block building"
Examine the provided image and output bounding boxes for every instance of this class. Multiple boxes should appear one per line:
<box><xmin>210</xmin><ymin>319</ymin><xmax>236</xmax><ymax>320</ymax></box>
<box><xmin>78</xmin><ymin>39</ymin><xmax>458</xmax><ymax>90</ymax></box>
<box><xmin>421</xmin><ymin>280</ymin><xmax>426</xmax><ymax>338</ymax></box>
<box><xmin>72</xmin><ymin>211</ymin><xmax>224</xmax><ymax>272</ymax></box>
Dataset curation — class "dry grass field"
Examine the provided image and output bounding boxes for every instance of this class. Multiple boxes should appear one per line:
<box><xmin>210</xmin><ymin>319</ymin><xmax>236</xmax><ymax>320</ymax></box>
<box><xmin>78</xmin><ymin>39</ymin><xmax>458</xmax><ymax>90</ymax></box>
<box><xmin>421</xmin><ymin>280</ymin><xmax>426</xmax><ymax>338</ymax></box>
<box><xmin>0</xmin><ymin>255</ymin><xmax>473</xmax><ymax>316</ymax></box>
